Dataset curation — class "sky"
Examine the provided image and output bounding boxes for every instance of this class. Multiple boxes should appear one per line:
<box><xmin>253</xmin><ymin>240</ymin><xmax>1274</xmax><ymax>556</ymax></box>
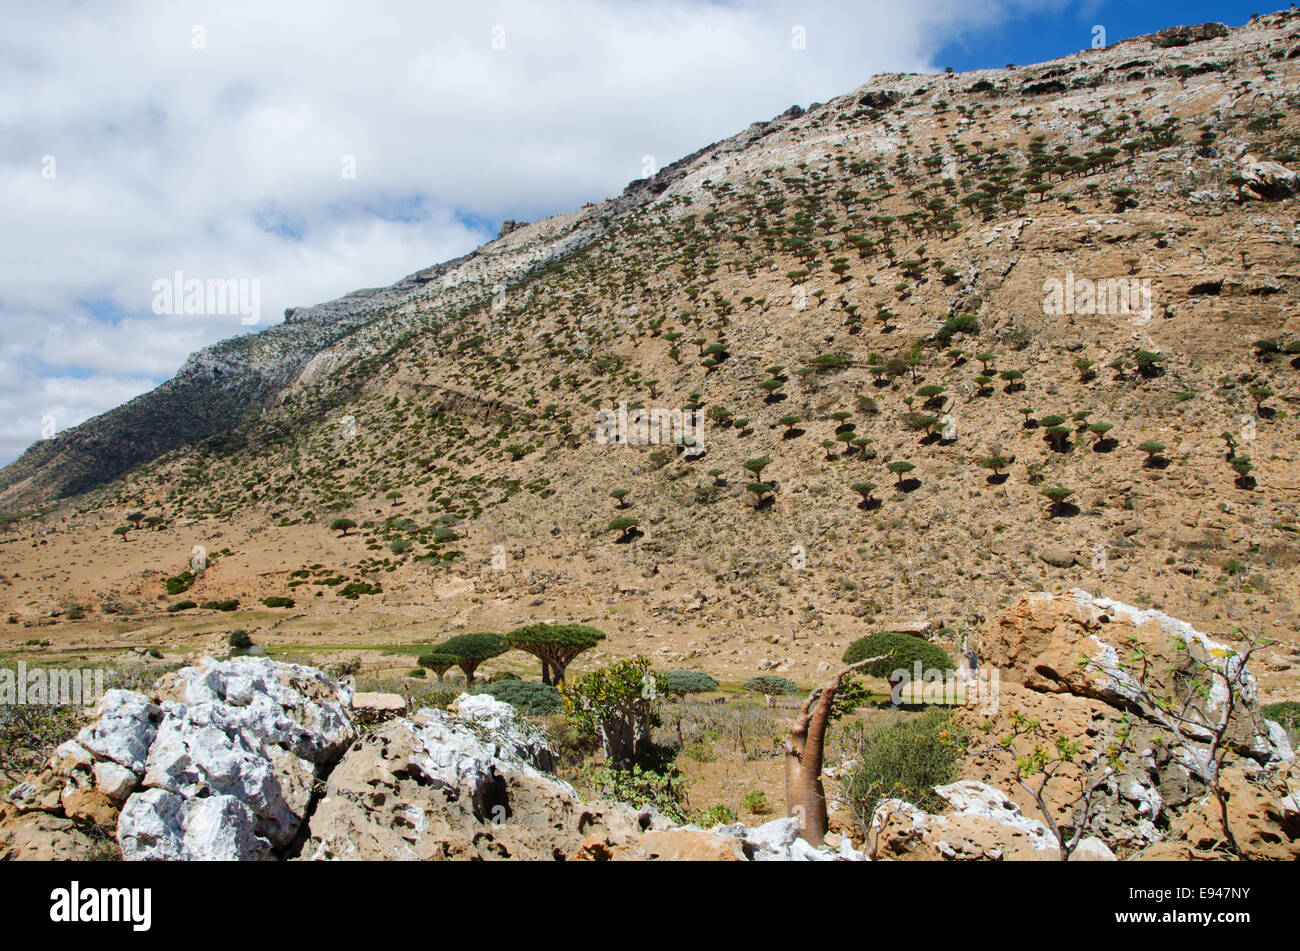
<box><xmin>0</xmin><ymin>0</ymin><xmax>1271</xmax><ymax>466</ymax></box>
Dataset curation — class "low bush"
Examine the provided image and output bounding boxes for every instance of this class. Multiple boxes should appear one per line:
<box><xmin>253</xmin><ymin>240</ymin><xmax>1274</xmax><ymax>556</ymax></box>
<box><xmin>468</xmin><ymin>679</ymin><xmax>563</xmax><ymax>714</ymax></box>
<box><xmin>843</xmin><ymin>709</ymin><xmax>966</xmax><ymax>831</ymax></box>
<box><xmin>662</xmin><ymin>670</ymin><xmax>719</xmax><ymax>695</ymax></box>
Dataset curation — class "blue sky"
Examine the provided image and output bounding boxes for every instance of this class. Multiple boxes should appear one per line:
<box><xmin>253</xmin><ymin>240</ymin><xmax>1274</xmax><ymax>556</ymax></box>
<box><xmin>934</xmin><ymin>0</ymin><xmax>1265</xmax><ymax>71</ymax></box>
<box><xmin>0</xmin><ymin>0</ymin><xmax>1275</xmax><ymax>468</ymax></box>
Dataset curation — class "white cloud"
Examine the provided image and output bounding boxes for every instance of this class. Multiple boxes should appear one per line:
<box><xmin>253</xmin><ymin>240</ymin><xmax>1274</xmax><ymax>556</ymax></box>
<box><xmin>0</xmin><ymin>0</ymin><xmax>1065</xmax><ymax>465</ymax></box>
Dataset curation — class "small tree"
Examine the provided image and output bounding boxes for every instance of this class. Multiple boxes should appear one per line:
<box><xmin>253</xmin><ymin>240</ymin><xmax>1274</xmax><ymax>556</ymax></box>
<box><xmin>1041</xmin><ymin>484</ymin><xmax>1074</xmax><ymax>517</ymax></box>
<box><xmin>505</xmin><ymin>623</ymin><xmax>605</xmax><ymax>685</ymax></box>
<box><xmin>887</xmin><ymin>460</ymin><xmax>915</xmax><ymax>487</ymax></box>
<box><xmin>979</xmin><ymin>454</ymin><xmax>1010</xmax><ymax>478</ymax></box>
<box><xmin>330</xmin><ymin>517</ymin><xmax>357</xmax><ymax>537</ymax></box>
<box><xmin>783</xmin><ymin>658</ymin><xmax>884</xmax><ymax>847</ymax></box>
<box><xmin>1137</xmin><ymin>440</ymin><xmax>1166</xmax><ymax>466</ymax></box>
<box><xmin>851</xmin><ymin>482</ymin><xmax>878</xmax><ymax>507</ymax></box>
<box><xmin>559</xmin><ymin>656</ymin><xmax>666</xmax><ymax>769</ymax></box>
<box><xmin>1230</xmin><ymin>455</ymin><xmax>1254</xmax><ymax>488</ymax></box>
<box><xmin>418</xmin><ymin>651</ymin><xmax>460</xmax><ymax>683</ymax></box>
<box><xmin>743</xmin><ymin>456</ymin><xmax>772</xmax><ymax>480</ymax></box>
<box><xmin>112</xmin><ymin>526</ymin><xmax>131</xmax><ymax>541</ymax></box>
<box><xmin>609</xmin><ymin>488</ymin><xmax>630</xmax><ymax>509</ymax></box>
<box><xmin>607</xmin><ymin>516</ymin><xmax>639</xmax><ymax>541</ymax></box>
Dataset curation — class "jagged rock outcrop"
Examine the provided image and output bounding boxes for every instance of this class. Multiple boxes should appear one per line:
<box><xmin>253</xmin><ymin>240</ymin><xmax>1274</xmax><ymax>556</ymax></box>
<box><xmin>1</xmin><ymin>657</ymin><xmax>355</xmax><ymax>861</ymax></box>
<box><xmin>869</xmin><ymin>781</ymin><xmax>1084</xmax><ymax>861</ymax></box>
<box><xmin>931</xmin><ymin>591</ymin><xmax>1297</xmax><ymax>859</ymax></box>
<box><xmin>1</xmin><ymin>660</ymin><xmax>863</xmax><ymax>861</ymax></box>
<box><xmin>1238</xmin><ymin>155</ymin><xmax>1300</xmax><ymax>201</ymax></box>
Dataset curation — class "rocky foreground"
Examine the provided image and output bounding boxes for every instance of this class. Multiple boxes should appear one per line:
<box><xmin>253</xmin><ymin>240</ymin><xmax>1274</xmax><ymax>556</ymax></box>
<box><xmin>2</xmin><ymin>592</ymin><xmax>1297</xmax><ymax>861</ymax></box>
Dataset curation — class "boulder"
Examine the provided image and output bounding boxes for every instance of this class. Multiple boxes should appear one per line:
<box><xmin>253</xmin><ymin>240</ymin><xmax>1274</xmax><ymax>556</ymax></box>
<box><xmin>869</xmin><ymin>781</ymin><xmax>1060</xmax><ymax>861</ymax></box>
<box><xmin>1238</xmin><ymin>156</ymin><xmax>1300</xmax><ymax>201</ymax></box>
<box><xmin>350</xmin><ymin>692</ymin><xmax>407</xmax><ymax>725</ymax></box>
<box><xmin>0</xmin><ymin>656</ymin><xmax>356</xmax><ymax>861</ymax></box>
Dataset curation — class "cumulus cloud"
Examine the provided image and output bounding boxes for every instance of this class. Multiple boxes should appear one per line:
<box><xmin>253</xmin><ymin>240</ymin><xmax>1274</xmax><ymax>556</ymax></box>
<box><xmin>0</xmin><ymin>0</ymin><xmax>1066</xmax><ymax>464</ymax></box>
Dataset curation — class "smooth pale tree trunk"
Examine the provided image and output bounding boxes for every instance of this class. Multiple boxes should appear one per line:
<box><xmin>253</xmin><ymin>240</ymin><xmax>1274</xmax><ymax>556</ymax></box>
<box><xmin>783</xmin><ymin>656</ymin><xmax>883</xmax><ymax>847</ymax></box>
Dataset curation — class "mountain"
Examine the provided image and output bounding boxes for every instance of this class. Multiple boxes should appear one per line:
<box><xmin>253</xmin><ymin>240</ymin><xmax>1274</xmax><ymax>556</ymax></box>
<box><xmin>1</xmin><ymin>11</ymin><xmax>1298</xmax><ymax>684</ymax></box>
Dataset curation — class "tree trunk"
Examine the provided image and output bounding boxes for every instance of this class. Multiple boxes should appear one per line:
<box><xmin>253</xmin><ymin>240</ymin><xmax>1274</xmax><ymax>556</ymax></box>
<box><xmin>783</xmin><ymin>657</ymin><xmax>882</xmax><ymax>847</ymax></box>
<box><xmin>541</xmin><ymin>661</ymin><xmax>552</xmax><ymax>686</ymax></box>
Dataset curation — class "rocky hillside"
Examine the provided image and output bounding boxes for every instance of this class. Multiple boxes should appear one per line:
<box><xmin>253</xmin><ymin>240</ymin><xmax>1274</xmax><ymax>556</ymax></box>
<box><xmin>2</xmin><ymin>13</ymin><xmax>1300</xmax><ymax>701</ymax></box>
<box><xmin>0</xmin><ymin>107</ymin><xmax>804</xmax><ymax>510</ymax></box>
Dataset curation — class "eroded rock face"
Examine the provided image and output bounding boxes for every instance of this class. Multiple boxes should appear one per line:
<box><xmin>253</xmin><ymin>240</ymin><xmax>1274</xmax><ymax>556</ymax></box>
<box><xmin>302</xmin><ymin>694</ymin><xmax>667</xmax><ymax>861</ymax></box>
<box><xmin>1238</xmin><ymin>156</ymin><xmax>1300</xmax><ymax>201</ymax></box>
<box><xmin>1</xmin><ymin>657</ymin><xmax>356</xmax><ymax>861</ymax></box>
<box><xmin>870</xmin><ymin>781</ymin><xmax>1062</xmax><ymax>861</ymax></box>
<box><xmin>945</xmin><ymin>591</ymin><xmax>1297</xmax><ymax>859</ymax></box>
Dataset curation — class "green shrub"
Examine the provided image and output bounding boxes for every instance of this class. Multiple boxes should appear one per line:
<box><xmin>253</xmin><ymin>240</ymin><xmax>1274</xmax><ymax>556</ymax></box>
<box><xmin>743</xmin><ymin>790</ymin><xmax>771</xmax><ymax>815</ymax></box>
<box><xmin>228</xmin><ymin>630</ymin><xmax>253</xmax><ymax>650</ymax></box>
<box><xmin>581</xmin><ymin>764</ymin><xmax>689</xmax><ymax>823</ymax></box>
<box><xmin>339</xmin><ymin>581</ymin><xmax>380</xmax><ymax>599</ymax></box>
<box><xmin>692</xmin><ymin>804</ymin><xmax>737</xmax><ymax>827</ymax></box>
<box><xmin>663</xmin><ymin>670</ymin><xmax>719</xmax><ymax>695</ymax></box>
<box><xmin>468</xmin><ymin>679</ymin><xmax>563</xmax><ymax>714</ymax></box>
<box><xmin>201</xmin><ymin>599</ymin><xmax>239</xmax><ymax>612</ymax></box>
<box><xmin>843</xmin><ymin>709</ymin><xmax>966</xmax><ymax>825</ymax></box>
<box><xmin>1263</xmin><ymin>701</ymin><xmax>1300</xmax><ymax>742</ymax></box>
<box><xmin>167</xmin><ymin>600</ymin><xmax>197</xmax><ymax>613</ymax></box>
<box><xmin>841</xmin><ymin>631</ymin><xmax>953</xmax><ymax>680</ymax></box>
<box><xmin>262</xmin><ymin>596</ymin><xmax>294</xmax><ymax>608</ymax></box>
<box><xmin>165</xmin><ymin>571</ymin><xmax>196</xmax><ymax>596</ymax></box>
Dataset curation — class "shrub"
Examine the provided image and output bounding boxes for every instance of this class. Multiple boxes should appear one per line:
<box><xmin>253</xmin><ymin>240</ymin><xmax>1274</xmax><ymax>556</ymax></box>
<box><xmin>228</xmin><ymin>630</ymin><xmax>253</xmax><ymax>650</ymax></box>
<box><xmin>1263</xmin><ymin>701</ymin><xmax>1300</xmax><ymax>742</ymax></box>
<box><xmin>165</xmin><ymin>571</ymin><xmax>196</xmax><ymax>596</ymax></box>
<box><xmin>202</xmin><ymin>599</ymin><xmax>239</xmax><ymax>612</ymax></box>
<box><xmin>743</xmin><ymin>790</ymin><xmax>772</xmax><ymax>815</ymax></box>
<box><xmin>662</xmin><ymin>670</ymin><xmax>719</xmax><ymax>695</ymax></box>
<box><xmin>560</xmin><ymin>656</ymin><xmax>666</xmax><ymax>768</ymax></box>
<box><xmin>842</xmin><ymin>631</ymin><xmax>953</xmax><ymax>680</ymax></box>
<box><xmin>581</xmin><ymin>764</ymin><xmax>688</xmax><ymax>823</ymax></box>
<box><xmin>262</xmin><ymin>596</ymin><xmax>294</xmax><ymax>608</ymax></box>
<box><xmin>167</xmin><ymin>600</ymin><xmax>197</xmax><ymax>613</ymax></box>
<box><xmin>693</xmin><ymin>804</ymin><xmax>738</xmax><ymax>827</ymax></box>
<box><xmin>339</xmin><ymin>581</ymin><xmax>380</xmax><ymax>599</ymax></box>
<box><xmin>469</xmin><ymin>679</ymin><xmax>563</xmax><ymax>714</ymax></box>
<box><xmin>935</xmin><ymin>313</ymin><xmax>979</xmax><ymax>345</ymax></box>
<box><xmin>843</xmin><ymin>709</ymin><xmax>965</xmax><ymax>828</ymax></box>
